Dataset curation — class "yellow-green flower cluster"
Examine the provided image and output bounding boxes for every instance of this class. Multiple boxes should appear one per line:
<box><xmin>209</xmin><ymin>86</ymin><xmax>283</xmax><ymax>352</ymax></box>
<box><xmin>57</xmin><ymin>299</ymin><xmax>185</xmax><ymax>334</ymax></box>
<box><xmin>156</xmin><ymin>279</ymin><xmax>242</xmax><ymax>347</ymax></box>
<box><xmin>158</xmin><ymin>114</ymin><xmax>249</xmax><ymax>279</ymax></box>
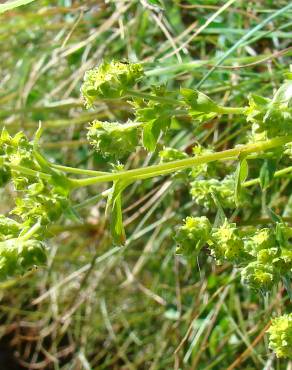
<box><xmin>81</xmin><ymin>61</ymin><xmax>144</xmax><ymax>107</ymax></box>
<box><xmin>176</xmin><ymin>215</ymin><xmax>292</xmax><ymax>292</ymax></box>
<box><xmin>87</xmin><ymin>120</ymin><xmax>140</xmax><ymax>160</ymax></box>
<box><xmin>268</xmin><ymin>314</ymin><xmax>292</xmax><ymax>359</ymax></box>
<box><xmin>12</xmin><ymin>183</ymin><xmax>69</xmax><ymax>227</ymax></box>
<box><xmin>0</xmin><ymin>238</ymin><xmax>47</xmax><ymax>280</ymax></box>
<box><xmin>0</xmin><ymin>216</ymin><xmax>21</xmax><ymax>242</ymax></box>
<box><xmin>210</xmin><ymin>220</ymin><xmax>245</xmax><ymax>262</ymax></box>
<box><xmin>0</xmin><ymin>129</ymin><xmax>71</xmax><ymax>280</ymax></box>
<box><xmin>247</xmin><ymin>78</ymin><xmax>292</xmax><ymax>138</ymax></box>
<box><xmin>0</xmin><ymin>129</ymin><xmax>35</xmax><ymax>190</ymax></box>
<box><xmin>190</xmin><ymin>175</ymin><xmax>236</xmax><ymax>209</ymax></box>
<box><xmin>241</xmin><ymin>261</ymin><xmax>277</xmax><ymax>290</ymax></box>
<box><xmin>175</xmin><ymin>216</ymin><xmax>211</xmax><ymax>257</ymax></box>
<box><xmin>241</xmin><ymin>227</ymin><xmax>292</xmax><ymax>290</ymax></box>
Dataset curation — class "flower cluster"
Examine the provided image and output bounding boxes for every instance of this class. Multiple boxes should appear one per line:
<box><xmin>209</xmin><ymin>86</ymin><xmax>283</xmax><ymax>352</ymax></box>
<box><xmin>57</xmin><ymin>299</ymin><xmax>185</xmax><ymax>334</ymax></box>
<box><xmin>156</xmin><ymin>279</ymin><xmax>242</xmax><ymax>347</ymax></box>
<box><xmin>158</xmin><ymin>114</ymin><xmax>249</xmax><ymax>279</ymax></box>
<box><xmin>0</xmin><ymin>215</ymin><xmax>46</xmax><ymax>281</ymax></box>
<box><xmin>210</xmin><ymin>220</ymin><xmax>245</xmax><ymax>263</ymax></box>
<box><xmin>0</xmin><ymin>238</ymin><xmax>46</xmax><ymax>281</ymax></box>
<box><xmin>176</xmin><ymin>217</ymin><xmax>292</xmax><ymax>292</ymax></box>
<box><xmin>12</xmin><ymin>182</ymin><xmax>69</xmax><ymax>226</ymax></box>
<box><xmin>268</xmin><ymin>314</ymin><xmax>292</xmax><ymax>359</ymax></box>
<box><xmin>0</xmin><ymin>129</ymin><xmax>72</xmax><ymax>279</ymax></box>
<box><xmin>87</xmin><ymin>120</ymin><xmax>140</xmax><ymax>160</ymax></box>
<box><xmin>0</xmin><ymin>129</ymin><xmax>35</xmax><ymax>189</ymax></box>
<box><xmin>0</xmin><ymin>215</ymin><xmax>21</xmax><ymax>242</ymax></box>
<box><xmin>190</xmin><ymin>175</ymin><xmax>236</xmax><ymax>209</ymax></box>
<box><xmin>247</xmin><ymin>78</ymin><xmax>292</xmax><ymax>138</ymax></box>
<box><xmin>175</xmin><ymin>216</ymin><xmax>211</xmax><ymax>257</ymax></box>
<box><xmin>81</xmin><ymin>60</ymin><xmax>144</xmax><ymax>107</ymax></box>
<box><xmin>241</xmin><ymin>226</ymin><xmax>292</xmax><ymax>290</ymax></box>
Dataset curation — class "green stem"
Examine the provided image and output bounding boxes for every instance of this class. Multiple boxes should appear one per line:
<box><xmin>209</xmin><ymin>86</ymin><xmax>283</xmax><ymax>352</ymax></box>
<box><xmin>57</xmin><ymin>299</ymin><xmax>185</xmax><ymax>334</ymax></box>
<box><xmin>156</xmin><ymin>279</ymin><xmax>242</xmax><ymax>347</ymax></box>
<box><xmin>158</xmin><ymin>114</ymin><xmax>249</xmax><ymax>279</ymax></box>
<box><xmin>239</xmin><ymin>217</ymin><xmax>292</xmax><ymax>226</ymax></box>
<box><xmin>20</xmin><ymin>221</ymin><xmax>41</xmax><ymax>241</ymax></box>
<box><xmin>51</xmin><ymin>163</ymin><xmax>108</xmax><ymax>177</ymax></box>
<box><xmin>71</xmin><ymin>136</ymin><xmax>292</xmax><ymax>188</ymax></box>
<box><xmin>9</xmin><ymin>164</ymin><xmax>52</xmax><ymax>181</ymax></box>
<box><xmin>74</xmin><ymin>189</ymin><xmax>111</xmax><ymax>210</ymax></box>
<box><xmin>243</xmin><ymin>165</ymin><xmax>292</xmax><ymax>188</ymax></box>
<box><xmin>144</xmin><ymin>61</ymin><xmax>207</xmax><ymax>76</ymax></box>
<box><xmin>126</xmin><ymin>89</ymin><xmax>180</xmax><ymax>105</ymax></box>
<box><xmin>127</xmin><ymin>90</ymin><xmax>247</xmax><ymax>115</ymax></box>
<box><xmin>216</xmin><ymin>106</ymin><xmax>247</xmax><ymax>115</ymax></box>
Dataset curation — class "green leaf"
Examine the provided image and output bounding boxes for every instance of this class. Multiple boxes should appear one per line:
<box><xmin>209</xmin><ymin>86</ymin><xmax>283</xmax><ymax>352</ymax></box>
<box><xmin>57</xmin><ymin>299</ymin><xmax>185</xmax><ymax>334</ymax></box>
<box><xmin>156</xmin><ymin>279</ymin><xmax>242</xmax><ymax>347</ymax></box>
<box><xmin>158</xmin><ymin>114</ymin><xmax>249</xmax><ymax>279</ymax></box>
<box><xmin>234</xmin><ymin>157</ymin><xmax>248</xmax><ymax>207</ymax></box>
<box><xmin>181</xmin><ymin>88</ymin><xmax>220</xmax><ymax>113</ymax></box>
<box><xmin>51</xmin><ymin>172</ymin><xmax>73</xmax><ymax>195</ymax></box>
<box><xmin>148</xmin><ymin>0</ymin><xmax>162</xmax><ymax>5</ymax></box>
<box><xmin>212</xmin><ymin>194</ymin><xmax>226</xmax><ymax>227</ymax></box>
<box><xmin>106</xmin><ymin>180</ymin><xmax>131</xmax><ymax>245</ymax></box>
<box><xmin>282</xmin><ymin>276</ymin><xmax>292</xmax><ymax>300</ymax></box>
<box><xmin>266</xmin><ymin>208</ymin><xmax>282</xmax><ymax>224</ymax></box>
<box><xmin>272</xmin><ymin>79</ymin><xmax>292</xmax><ymax>105</ymax></box>
<box><xmin>259</xmin><ymin>159</ymin><xmax>277</xmax><ymax>190</ymax></box>
<box><xmin>275</xmin><ymin>221</ymin><xmax>285</xmax><ymax>246</ymax></box>
<box><xmin>142</xmin><ymin>120</ymin><xmax>157</xmax><ymax>152</ymax></box>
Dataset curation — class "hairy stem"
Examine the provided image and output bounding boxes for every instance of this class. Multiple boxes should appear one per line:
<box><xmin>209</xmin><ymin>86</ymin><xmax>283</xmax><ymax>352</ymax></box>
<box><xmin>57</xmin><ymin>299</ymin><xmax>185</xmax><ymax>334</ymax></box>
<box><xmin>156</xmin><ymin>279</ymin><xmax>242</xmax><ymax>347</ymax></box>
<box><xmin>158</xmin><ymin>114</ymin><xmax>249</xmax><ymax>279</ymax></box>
<box><xmin>71</xmin><ymin>136</ymin><xmax>292</xmax><ymax>187</ymax></box>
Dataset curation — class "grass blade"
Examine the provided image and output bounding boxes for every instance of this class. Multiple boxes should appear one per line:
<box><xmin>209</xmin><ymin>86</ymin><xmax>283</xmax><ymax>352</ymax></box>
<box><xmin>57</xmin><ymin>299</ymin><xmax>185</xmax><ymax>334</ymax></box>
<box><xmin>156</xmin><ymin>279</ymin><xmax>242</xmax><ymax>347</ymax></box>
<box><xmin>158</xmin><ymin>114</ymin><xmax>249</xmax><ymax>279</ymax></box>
<box><xmin>0</xmin><ymin>0</ymin><xmax>37</xmax><ymax>14</ymax></box>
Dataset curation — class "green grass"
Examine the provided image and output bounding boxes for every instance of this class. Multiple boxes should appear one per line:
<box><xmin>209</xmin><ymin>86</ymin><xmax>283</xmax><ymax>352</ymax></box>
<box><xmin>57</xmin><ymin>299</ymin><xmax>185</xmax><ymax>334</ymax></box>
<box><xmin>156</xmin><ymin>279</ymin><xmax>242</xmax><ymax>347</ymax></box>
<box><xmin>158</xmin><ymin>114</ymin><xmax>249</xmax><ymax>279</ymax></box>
<box><xmin>0</xmin><ymin>0</ymin><xmax>37</xmax><ymax>14</ymax></box>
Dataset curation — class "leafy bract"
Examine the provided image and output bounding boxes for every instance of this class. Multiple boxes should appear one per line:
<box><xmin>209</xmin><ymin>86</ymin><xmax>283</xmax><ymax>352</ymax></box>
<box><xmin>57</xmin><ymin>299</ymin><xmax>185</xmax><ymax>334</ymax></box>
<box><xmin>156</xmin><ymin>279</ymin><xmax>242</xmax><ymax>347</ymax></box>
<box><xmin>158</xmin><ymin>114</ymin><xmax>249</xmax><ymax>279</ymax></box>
<box><xmin>181</xmin><ymin>88</ymin><xmax>218</xmax><ymax>123</ymax></box>
<box><xmin>133</xmin><ymin>86</ymin><xmax>176</xmax><ymax>151</ymax></box>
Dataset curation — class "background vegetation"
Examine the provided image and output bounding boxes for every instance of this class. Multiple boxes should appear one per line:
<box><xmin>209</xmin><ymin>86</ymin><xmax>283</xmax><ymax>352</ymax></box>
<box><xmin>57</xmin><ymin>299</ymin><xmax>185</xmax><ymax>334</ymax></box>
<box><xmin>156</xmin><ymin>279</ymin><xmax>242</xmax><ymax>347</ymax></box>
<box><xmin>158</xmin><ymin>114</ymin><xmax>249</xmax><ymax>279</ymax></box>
<box><xmin>0</xmin><ymin>0</ymin><xmax>292</xmax><ymax>369</ymax></box>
